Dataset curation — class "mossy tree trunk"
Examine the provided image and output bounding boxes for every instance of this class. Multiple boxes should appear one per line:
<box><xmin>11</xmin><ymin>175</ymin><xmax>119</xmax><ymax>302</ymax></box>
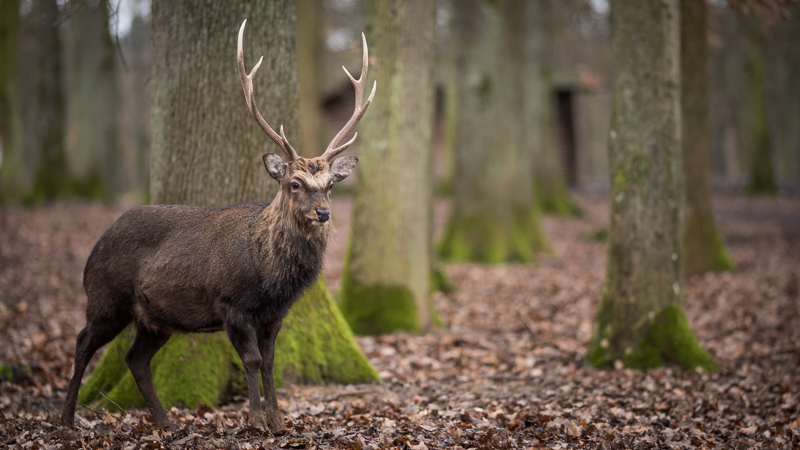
<box><xmin>29</xmin><ymin>0</ymin><xmax>71</xmax><ymax>203</ymax></box>
<box><xmin>743</xmin><ymin>15</ymin><xmax>776</xmax><ymax>195</ymax></box>
<box><xmin>338</xmin><ymin>0</ymin><xmax>438</xmax><ymax>335</ymax></box>
<box><xmin>0</xmin><ymin>0</ymin><xmax>25</xmax><ymax>203</ymax></box>
<box><xmin>527</xmin><ymin>0</ymin><xmax>579</xmax><ymax>217</ymax></box>
<box><xmin>680</xmin><ymin>0</ymin><xmax>734</xmax><ymax>277</ymax></box>
<box><xmin>438</xmin><ymin>0</ymin><xmax>547</xmax><ymax>264</ymax></box>
<box><xmin>79</xmin><ymin>0</ymin><xmax>376</xmax><ymax>412</ymax></box>
<box><xmin>587</xmin><ymin>0</ymin><xmax>715</xmax><ymax>372</ymax></box>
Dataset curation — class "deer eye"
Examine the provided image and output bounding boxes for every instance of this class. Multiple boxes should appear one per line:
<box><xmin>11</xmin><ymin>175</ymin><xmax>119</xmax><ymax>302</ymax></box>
<box><xmin>329</xmin><ymin>183</ymin><xmax>334</xmax><ymax>191</ymax></box>
<box><xmin>291</xmin><ymin>181</ymin><xmax>301</xmax><ymax>190</ymax></box>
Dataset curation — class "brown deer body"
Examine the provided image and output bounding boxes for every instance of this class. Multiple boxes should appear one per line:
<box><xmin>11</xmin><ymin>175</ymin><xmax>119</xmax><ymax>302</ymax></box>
<box><xmin>60</xmin><ymin>20</ymin><xmax>375</xmax><ymax>430</ymax></box>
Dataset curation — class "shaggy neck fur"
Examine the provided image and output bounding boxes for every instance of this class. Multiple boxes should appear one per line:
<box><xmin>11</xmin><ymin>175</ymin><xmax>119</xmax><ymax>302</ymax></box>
<box><xmin>252</xmin><ymin>189</ymin><xmax>331</xmax><ymax>316</ymax></box>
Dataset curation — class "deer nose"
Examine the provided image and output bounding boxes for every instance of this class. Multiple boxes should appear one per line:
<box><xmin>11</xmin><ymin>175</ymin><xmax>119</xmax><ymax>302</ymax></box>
<box><xmin>316</xmin><ymin>209</ymin><xmax>330</xmax><ymax>222</ymax></box>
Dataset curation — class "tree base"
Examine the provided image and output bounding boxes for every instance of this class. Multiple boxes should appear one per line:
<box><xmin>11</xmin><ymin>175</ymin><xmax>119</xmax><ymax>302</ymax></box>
<box><xmin>438</xmin><ymin>206</ymin><xmax>547</xmax><ymax>263</ymax></box>
<box><xmin>430</xmin><ymin>265</ymin><xmax>456</xmax><ymax>294</ymax></box>
<box><xmin>339</xmin><ymin>273</ymin><xmax>422</xmax><ymax>336</ymax></box>
<box><xmin>588</xmin><ymin>304</ymin><xmax>717</xmax><ymax>372</ymax></box>
<box><xmin>78</xmin><ymin>278</ymin><xmax>378</xmax><ymax>411</ymax></box>
<box><xmin>537</xmin><ymin>189</ymin><xmax>581</xmax><ymax>217</ymax></box>
<box><xmin>684</xmin><ymin>229</ymin><xmax>735</xmax><ymax>277</ymax></box>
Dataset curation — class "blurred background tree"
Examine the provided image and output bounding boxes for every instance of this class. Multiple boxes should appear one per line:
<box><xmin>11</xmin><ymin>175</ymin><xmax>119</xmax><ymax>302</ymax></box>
<box><xmin>29</xmin><ymin>0</ymin><xmax>71</xmax><ymax>202</ymax></box>
<box><xmin>438</xmin><ymin>0</ymin><xmax>547</xmax><ymax>263</ymax></box>
<box><xmin>0</xmin><ymin>0</ymin><xmax>24</xmax><ymax>203</ymax></box>
<box><xmin>64</xmin><ymin>0</ymin><xmax>119</xmax><ymax>200</ymax></box>
<box><xmin>681</xmin><ymin>0</ymin><xmax>735</xmax><ymax>277</ymax></box>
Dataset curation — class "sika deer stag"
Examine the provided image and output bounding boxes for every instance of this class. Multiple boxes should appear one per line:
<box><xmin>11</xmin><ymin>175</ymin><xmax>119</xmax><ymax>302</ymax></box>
<box><xmin>60</xmin><ymin>19</ymin><xmax>376</xmax><ymax>430</ymax></box>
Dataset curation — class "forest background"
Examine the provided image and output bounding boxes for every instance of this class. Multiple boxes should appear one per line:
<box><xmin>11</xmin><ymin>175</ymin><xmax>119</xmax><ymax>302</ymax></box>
<box><xmin>1</xmin><ymin>0</ymin><xmax>799</xmax><ymax>448</ymax></box>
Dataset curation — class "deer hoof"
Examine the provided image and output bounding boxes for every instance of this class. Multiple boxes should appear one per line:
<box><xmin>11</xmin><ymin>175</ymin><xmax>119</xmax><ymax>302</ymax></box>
<box><xmin>266</xmin><ymin>414</ymin><xmax>286</xmax><ymax>432</ymax></box>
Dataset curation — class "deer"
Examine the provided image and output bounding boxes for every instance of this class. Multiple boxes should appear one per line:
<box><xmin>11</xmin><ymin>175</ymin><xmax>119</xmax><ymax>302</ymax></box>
<box><xmin>60</xmin><ymin>19</ymin><xmax>376</xmax><ymax>431</ymax></box>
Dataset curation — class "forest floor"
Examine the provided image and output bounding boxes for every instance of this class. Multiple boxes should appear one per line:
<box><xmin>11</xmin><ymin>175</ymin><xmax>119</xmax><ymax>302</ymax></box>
<box><xmin>1</xmin><ymin>192</ymin><xmax>799</xmax><ymax>449</ymax></box>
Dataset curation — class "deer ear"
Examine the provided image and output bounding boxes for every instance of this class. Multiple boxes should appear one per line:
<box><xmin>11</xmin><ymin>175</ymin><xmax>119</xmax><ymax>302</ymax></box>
<box><xmin>330</xmin><ymin>156</ymin><xmax>358</xmax><ymax>182</ymax></box>
<box><xmin>263</xmin><ymin>153</ymin><xmax>286</xmax><ymax>180</ymax></box>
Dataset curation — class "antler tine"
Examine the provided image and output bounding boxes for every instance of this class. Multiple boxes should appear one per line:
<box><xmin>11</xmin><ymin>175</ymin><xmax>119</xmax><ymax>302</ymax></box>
<box><xmin>321</xmin><ymin>33</ymin><xmax>377</xmax><ymax>161</ymax></box>
<box><xmin>237</xmin><ymin>20</ymin><xmax>299</xmax><ymax>161</ymax></box>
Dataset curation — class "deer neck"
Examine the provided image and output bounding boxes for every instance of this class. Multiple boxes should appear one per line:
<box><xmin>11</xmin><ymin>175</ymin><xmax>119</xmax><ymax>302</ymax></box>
<box><xmin>254</xmin><ymin>190</ymin><xmax>330</xmax><ymax>277</ymax></box>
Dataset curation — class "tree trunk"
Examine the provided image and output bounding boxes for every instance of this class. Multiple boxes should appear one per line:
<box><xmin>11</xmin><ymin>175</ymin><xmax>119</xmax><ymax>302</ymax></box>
<box><xmin>744</xmin><ymin>15</ymin><xmax>776</xmax><ymax>194</ymax></box>
<box><xmin>680</xmin><ymin>0</ymin><xmax>734</xmax><ymax>277</ymax></box>
<box><xmin>64</xmin><ymin>0</ymin><xmax>115</xmax><ymax>199</ymax></box>
<box><xmin>296</xmin><ymin>0</ymin><xmax>324</xmax><ymax>157</ymax></box>
<box><xmin>79</xmin><ymin>0</ymin><xmax>376</xmax><ymax>412</ymax></box>
<box><xmin>29</xmin><ymin>0</ymin><xmax>70</xmax><ymax>202</ymax></box>
<box><xmin>587</xmin><ymin>0</ymin><xmax>715</xmax><ymax>372</ymax></box>
<box><xmin>338</xmin><ymin>0</ymin><xmax>438</xmax><ymax>335</ymax></box>
<box><xmin>438</xmin><ymin>0</ymin><xmax>547</xmax><ymax>264</ymax></box>
<box><xmin>528</xmin><ymin>0</ymin><xmax>579</xmax><ymax>217</ymax></box>
<box><xmin>96</xmin><ymin>0</ymin><xmax>122</xmax><ymax>196</ymax></box>
<box><xmin>0</xmin><ymin>0</ymin><xmax>25</xmax><ymax>203</ymax></box>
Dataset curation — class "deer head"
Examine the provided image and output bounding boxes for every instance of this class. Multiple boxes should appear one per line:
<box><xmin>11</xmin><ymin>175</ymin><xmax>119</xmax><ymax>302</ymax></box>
<box><xmin>237</xmin><ymin>20</ymin><xmax>375</xmax><ymax>230</ymax></box>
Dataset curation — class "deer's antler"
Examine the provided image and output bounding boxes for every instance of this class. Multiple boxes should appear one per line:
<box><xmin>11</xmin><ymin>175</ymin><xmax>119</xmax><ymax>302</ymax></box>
<box><xmin>238</xmin><ymin>20</ymin><xmax>299</xmax><ymax>161</ymax></box>
<box><xmin>320</xmin><ymin>33</ymin><xmax>377</xmax><ymax>162</ymax></box>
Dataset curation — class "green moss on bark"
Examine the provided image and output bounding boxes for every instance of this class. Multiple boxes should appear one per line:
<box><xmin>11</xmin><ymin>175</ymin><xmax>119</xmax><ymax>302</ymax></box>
<box><xmin>536</xmin><ymin>185</ymin><xmax>582</xmax><ymax>217</ymax></box>
<box><xmin>79</xmin><ymin>329</ymin><xmax>240</xmax><ymax>410</ymax></box>
<box><xmin>438</xmin><ymin>206</ymin><xmax>547</xmax><ymax>264</ymax></box>
<box><xmin>78</xmin><ymin>278</ymin><xmax>377</xmax><ymax>411</ymax></box>
<box><xmin>273</xmin><ymin>279</ymin><xmax>379</xmax><ymax>386</ymax></box>
<box><xmin>684</xmin><ymin>227</ymin><xmax>735</xmax><ymax>277</ymax></box>
<box><xmin>339</xmin><ymin>275</ymin><xmax>421</xmax><ymax>336</ymax></box>
<box><xmin>588</xmin><ymin>305</ymin><xmax>717</xmax><ymax>372</ymax></box>
<box><xmin>429</xmin><ymin>265</ymin><xmax>456</xmax><ymax>294</ymax></box>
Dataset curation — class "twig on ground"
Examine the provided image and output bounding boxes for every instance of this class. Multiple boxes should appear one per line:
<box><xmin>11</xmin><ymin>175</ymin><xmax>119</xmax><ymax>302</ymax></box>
<box><xmin>99</xmin><ymin>391</ymin><xmax>125</xmax><ymax>413</ymax></box>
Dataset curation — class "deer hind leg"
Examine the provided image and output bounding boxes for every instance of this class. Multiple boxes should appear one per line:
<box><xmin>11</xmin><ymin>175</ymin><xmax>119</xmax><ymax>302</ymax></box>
<box><xmin>125</xmin><ymin>327</ymin><xmax>171</xmax><ymax>428</ymax></box>
<box><xmin>226</xmin><ymin>321</ymin><xmax>266</xmax><ymax>429</ymax></box>
<box><xmin>258</xmin><ymin>320</ymin><xmax>285</xmax><ymax>431</ymax></box>
<box><xmin>61</xmin><ymin>320</ymin><xmax>129</xmax><ymax>428</ymax></box>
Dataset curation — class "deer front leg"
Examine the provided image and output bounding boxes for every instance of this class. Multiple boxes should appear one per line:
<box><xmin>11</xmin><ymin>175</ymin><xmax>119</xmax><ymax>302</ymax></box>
<box><xmin>258</xmin><ymin>320</ymin><xmax>285</xmax><ymax>432</ymax></box>
<box><xmin>226</xmin><ymin>322</ymin><xmax>266</xmax><ymax>429</ymax></box>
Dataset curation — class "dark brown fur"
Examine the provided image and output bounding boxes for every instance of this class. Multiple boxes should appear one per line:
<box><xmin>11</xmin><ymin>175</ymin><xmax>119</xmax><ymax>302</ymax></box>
<box><xmin>60</xmin><ymin>155</ymin><xmax>356</xmax><ymax>431</ymax></box>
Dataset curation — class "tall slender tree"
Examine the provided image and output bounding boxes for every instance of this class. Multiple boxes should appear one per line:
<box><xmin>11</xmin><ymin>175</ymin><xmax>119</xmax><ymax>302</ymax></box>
<box><xmin>65</xmin><ymin>0</ymin><xmax>119</xmax><ymax>199</ymax></box>
<box><xmin>338</xmin><ymin>0</ymin><xmax>437</xmax><ymax>335</ymax></box>
<box><xmin>528</xmin><ymin>0</ymin><xmax>579</xmax><ymax>217</ymax></box>
<box><xmin>29</xmin><ymin>0</ymin><xmax>70</xmax><ymax>202</ymax></box>
<box><xmin>0</xmin><ymin>0</ymin><xmax>24</xmax><ymax>202</ymax></box>
<box><xmin>680</xmin><ymin>0</ymin><xmax>734</xmax><ymax>276</ymax></box>
<box><xmin>78</xmin><ymin>0</ymin><xmax>376</xmax><ymax>413</ymax></box>
<box><xmin>439</xmin><ymin>0</ymin><xmax>546</xmax><ymax>264</ymax></box>
<box><xmin>587</xmin><ymin>0</ymin><xmax>715</xmax><ymax>371</ymax></box>
<box><xmin>743</xmin><ymin>14</ymin><xmax>776</xmax><ymax>194</ymax></box>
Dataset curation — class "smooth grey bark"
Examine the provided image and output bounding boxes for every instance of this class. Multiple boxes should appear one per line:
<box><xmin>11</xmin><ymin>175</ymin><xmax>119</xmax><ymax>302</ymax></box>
<box><xmin>339</xmin><ymin>0</ymin><xmax>438</xmax><ymax>335</ymax></box>
<box><xmin>587</xmin><ymin>0</ymin><xmax>714</xmax><ymax>371</ymax></box>
<box><xmin>680</xmin><ymin>0</ymin><xmax>734</xmax><ymax>276</ymax></box>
